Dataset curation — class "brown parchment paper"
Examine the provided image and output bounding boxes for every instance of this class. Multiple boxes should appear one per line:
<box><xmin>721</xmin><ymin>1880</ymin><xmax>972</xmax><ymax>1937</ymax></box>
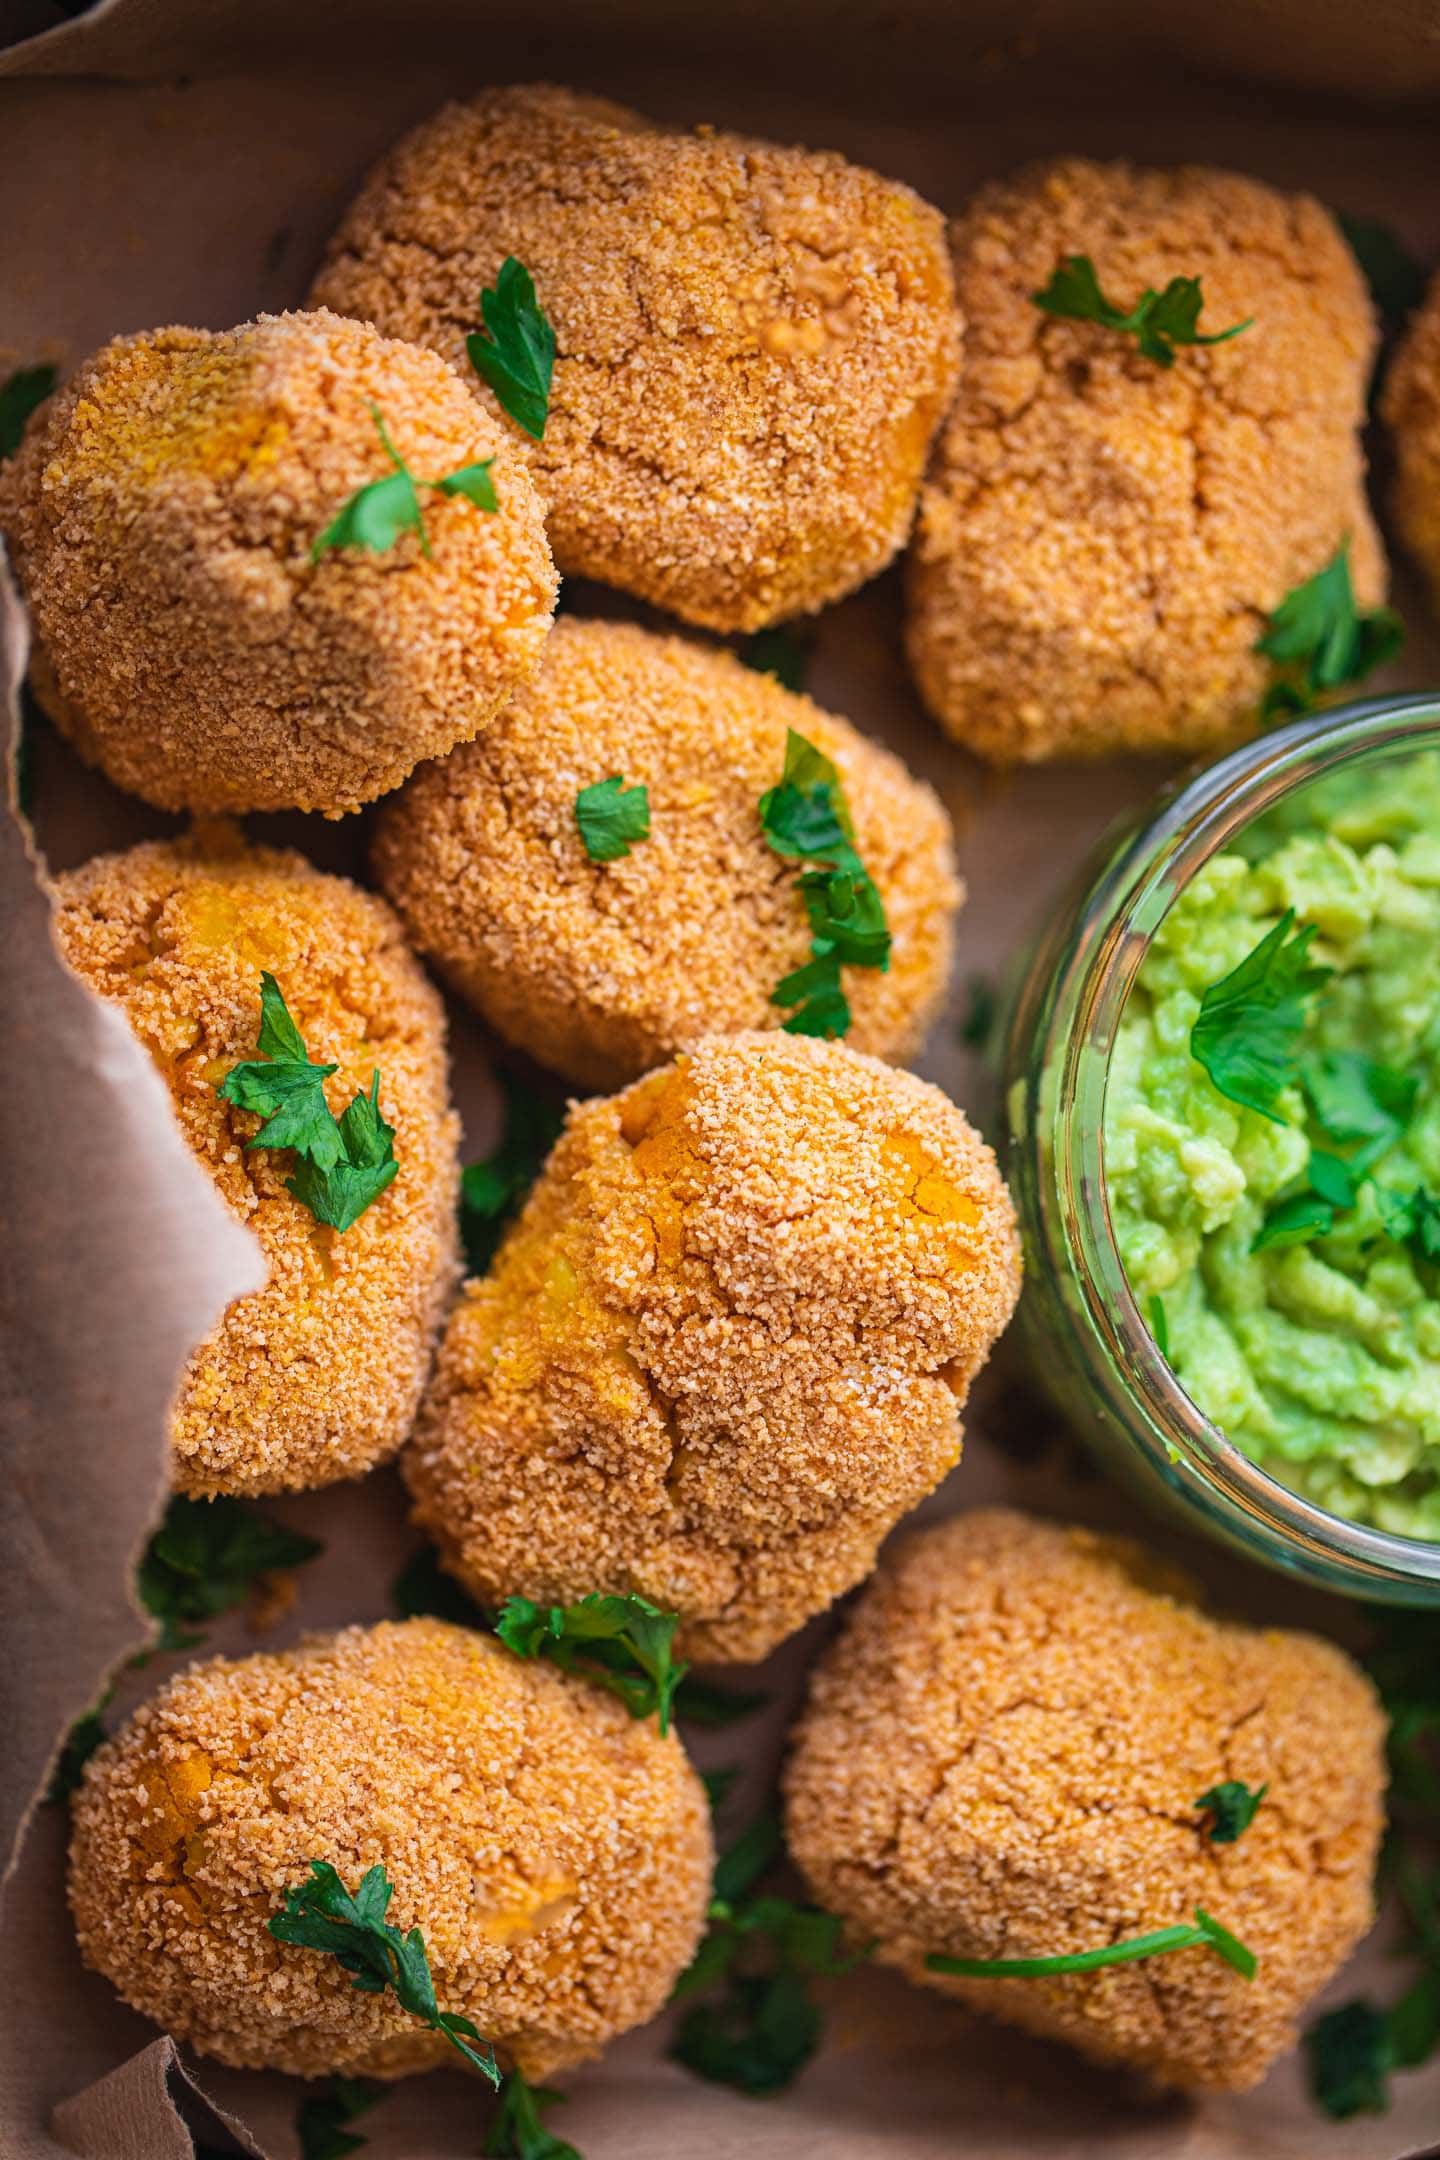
<box><xmin>2</xmin><ymin>4</ymin><xmax>1440</xmax><ymax>2156</ymax></box>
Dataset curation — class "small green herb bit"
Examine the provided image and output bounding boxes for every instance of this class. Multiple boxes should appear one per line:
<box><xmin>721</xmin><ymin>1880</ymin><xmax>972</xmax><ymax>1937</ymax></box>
<box><xmin>485</xmin><ymin>2067</ymin><xmax>579</xmax><ymax>2160</ymax></box>
<box><xmin>1258</xmin><ymin>543</ymin><xmax>1404</xmax><ymax>716</ymax></box>
<box><xmin>0</xmin><ymin>361</ymin><xmax>57</xmax><ymax>459</ymax></box>
<box><xmin>218</xmin><ymin>973</ymin><xmax>397</xmax><ymax>1234</ymax></box>
<box><xmin>1189</xmin><ymin>910</ymin><xmax>1330</xmax><ymax>1122</ymax></box>
<box><xmin>392</xmin><ymin>1542</ymin><xmax>488</xmax><ymax>1627</ymax></box>
<box><xmin>495</xmin><ymin>1592</ymin><xmax>688</xmax><ymax>1734</ymax></box>
<box><xmin>138</xmin><ymin>1493</ymin><xmax>322</xmax><ymax>1653</ymax></box>
<box><xmin>1032</xmin><ymin>255</ymin><xmax>1253</xmax><ymax>368</ymax></box>
<box><xmin>758</xmin><ymin>729</ymin><xmax>890</xmax><ymax>1040</ymax></box>
<box><xmin>467</xmin><ymin>257</ymin><xmax>557</xmax><ymax>441</ymax></box>
<box><xmin>44</xmin><ymin>1686</ymin><xmax>115</xmax><ymax>1804</ymax></box>
<box><xmin>741</xmin><ymin>628</ymin><xmax>809</xmax><ymax>694</ymax></box>
<box><xmin>1195</xmin><ymin>1779</ymin><xmax>1267</xmax><ymax>1844</ymax></box>
<box><xmin>1338</xmin><ymin>215</ymin><xmax>1427</xmax><ymax>328</ymax></box>
<box><xmin>460</xmin><ymin>1074</ymin><xmax>566</xmax><ymax>1275</ymax></box>
<box><xmin>928</xmin><ymin>1905</ymin><xmax>1256</xmax><ymax>1981</ymax></box>
<box><xmin>1307</xmin><ymin>1999</ymin><xmax>1396</xmax><ymax>2119</ymax></box>
<box><xmin>295</xmin><ymin>2076</ymin><xmax>382</xmax><ymax>2160</ymax></box>
<box><xmin>269</xmin><ymin>1861</ymin><xmax>499</xmax><ymax>2083</ymax></box>
<box><xmin>310</xmin><ymin>406</ymin><xmax>498</xmax><ymax>563</ymax></box>
<box><xmin>575</xmin><ymin>774</ymin><xmax>651</xmax><ymax>863</ymax></box>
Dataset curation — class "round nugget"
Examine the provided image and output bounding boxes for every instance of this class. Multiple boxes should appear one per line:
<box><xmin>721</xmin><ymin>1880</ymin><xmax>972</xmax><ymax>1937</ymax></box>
<box><xmin>68</xmin><ymin>1618</ymin><xmax>711</xmax><ymax>2078</ymax></box>
<box><xmin>784</xmin><ymin>1508</ymin><xmax>1385</xmax><ymax>2093</ymax></box>
<box><xmin>52</xmin><ymin>828</ymin><xmax>460</xmax><ymax>1496</ymax></box>
<box><xmin>0</xmin><ymin>309</ymin><xmax>555</xmax><ymax>815</ymax></box>
<box><xmin>906</xmin><ymin>160</ymin><xmax>1385</xmax><ymax>762</ymax></box>
<box><xmin>310</xmin><ymin>84</ymin><xmax>960</xmax><ymax>633</ymax></box>
<box><xmin>373</xmin><ymin>618</ymin><xmax>961</xmax><ymax>1091</ymax></box>
<box><xmin>1383</xmin><ymin>270</ymin><xmax>1440</xmax><ymax>608</ymax></box>
<box><xmin>406</xmin><ymin>1033</ymin><xmax>1020</xmax><ymax>1663</ymax></box>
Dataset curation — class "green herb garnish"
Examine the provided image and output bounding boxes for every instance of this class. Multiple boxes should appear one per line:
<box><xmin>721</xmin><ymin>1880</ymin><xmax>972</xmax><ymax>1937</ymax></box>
<box><xmin>928</xmin><ymin>1905</ymin><xmax>1256</xmax><ymax>1981</ymax></box>
<box><xmin>1257</xmin><ymin>543</ymin><xmax>1404</xmax><ymax>718</ymax></box>
<box><xmin>269</xmin><ymin>1861</ymin><xmax>499</xmax><ymax>2082</ymax></box>
<box><xmin>310</xmin><ymin>406</ymin><xmax>496</xmax><ymax>563</ymax></box>
<box><xmin>460</xmin><ymin>1074</ymin><xmax>566</xmax><ymax>1276</ymax></box>
<box><xmin>466</xmin><ymin>258</ymin><xmax>556</xmax><ymax>441</ymax></box>
<box><xmin>1032</xmin><ymin>256</ymin><xmax>1252</xmax><ymax>368</ymax></box>
<box><xmin>673</xmin><ymin>1676</ymin><xmax>769</xmax><ymax>1729</ymax></box>
<box><xmin>44</xmin><ymin>1687</ymin><xmax>115</xmax><ymax>1804</ymax></box>
<box><xmin>959</xmin><ymin>975</ymin><xmax>998</xmax><ymax>1051</ymax></box>
<box><xmin>495</xmin><ymin>1593</ymin><xmax>687</xmax><ymax>1735</ymax></box>
<box><xmin>1338</xmin><ymin>215</ymin><xmax>1427</xmax><ymax>329</ymax></box>
<box><xmin>392</xmin><ymin>1544</ymin><xmax>488</xmax><ymax>1627</ymax></box>
<box><xmin>758</xmin><ymin>730</ymin><xmax>890</xmax><ymax>1039</ymax></box>
<box><xmin>1190</xmin><ymin>911</ymin><xmax>1330</xmax><ymax>1123</ymax></box>
<box><xmin>484</xmin><ymin>2068</ymin><xmax>578</xmax><ymax>2160</ymax></box>
<box><xmin>741</xmin><ymin>628</ymin><xmax>809</xmax><ymax>694</ymax></box>
<box><xmin>295</xmin><ymin>2077</ymin><xmax>382</xmax><ymax>2160</ymax></box>
<box><xmin>138</xmin><ymin>1493</ymin><xmax>323</xmax><ymax>1653</ymax></box>
<box><xmin>0</xmin><ymin>362</ymin><xmax>57</xmax><ymax>459</ymax></box>
<box><xmin>218</xmin><ymin>973</ymin><xmax>397</xmax><ymax>1233</ymax></box>
<box><xmin>1195</xmin><ymin>1779</ymin><xmax>1267</xmax><ymax>1844</ymax></box>
<box><xmin>1302</xmin><ymin>1051</ymin><xmax>1417</xmax><ymax>1161</ymax></box>
<box><xmin>701</xmin><ymin>1766</ymin><xmax>740</xmax><ymax>1812</ymax></box>
<box><xmin>575</xmin><ymin>775</ymin><xmax>651</xmax><ymax>863</ymax></box>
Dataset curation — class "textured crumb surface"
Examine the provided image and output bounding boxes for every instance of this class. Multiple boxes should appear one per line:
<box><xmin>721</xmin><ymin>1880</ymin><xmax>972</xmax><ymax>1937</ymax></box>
<box><xmin>310</xmin><ymin>83</ymin><xmax>961</xmax><ymax>632</ymax></box>
<box><xmin>373</xmin><ymin>616</ymin><xmax>962</xmax><ymax>1091</ymax></box>
<box><xmin>0</xmin><ymin>309</ymin><xmax>556</xmax><ymax>815</ymax></box>
<box><xmin>405</xmin><ymin>1032</ymin><xmax>1021</xmax><ymax>1663</ymax></box>
<box><xmin>784</xmin><ymin>1508</ymin><xmax>1386</xmax><ymax>2092</ymax></box>
<box><xmin>906</xmin><ymin>159</ymin><xmax>1384</xmax><ymax>762</ymax></box>
<box><xmin>1383</xmin><ymin>270</ymin><xmax>1440</xmax><ymax>608</ymax></box>
<box><xmin>67</xmin><ymin>1619</ymin><xmax>712</xmax><ymax>2079</ymax></box>
<box><xmin>51</xmin><ymin>828</ymin><xmax>460</xmax><ymax>1496</ymax></box>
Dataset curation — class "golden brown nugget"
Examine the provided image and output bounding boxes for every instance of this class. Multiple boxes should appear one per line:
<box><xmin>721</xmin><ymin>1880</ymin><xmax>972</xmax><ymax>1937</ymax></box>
<box><xmin>68</xmin><ymin>1620</ymin><xmax>712</xmax><ymax>2078</ymax></box>
<box><xmin>784</xmin><ymin>1509</ymin><xmax>1386</xmax><ymax>2092</ymax></box>
<box><xmin>405</xmin><ymin>1033</ymin><xmax>1020</xmax><ymax>1663</ymax></box>
<box><xmin>310</xmin><ymin>84</ymin><xmax>960</xmax><ymax>632</ymax></box>
<box><xmin>0</xmin><ymin>310</ymin><xmax>555</xmax><ymax>815</ymax></box>
<box><xmin>52</xmin><ymin>830</ymin><xmax>459</xmax><ymax>1496</ymax></box>
<box><xmin>1383</xmin><ymin>270</ymin><xmax>1440</xmax><ymax>609</ymax></box>
<box><xmin>373</xmin><ymin>618</ymin><xmax>961</xmax><ymax>1091</ymax></box>
<box><xmin>907</xmin><ymin>160</ymin><xmax>1384</xmax><ymax>762</ymax></box>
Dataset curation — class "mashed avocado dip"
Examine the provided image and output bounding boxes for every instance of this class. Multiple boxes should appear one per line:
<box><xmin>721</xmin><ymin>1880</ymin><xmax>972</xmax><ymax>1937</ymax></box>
<box><xmin>1106</xmin><ymin>753</ymin><xmax>1440</xmax><ymax>1539</ymax></box>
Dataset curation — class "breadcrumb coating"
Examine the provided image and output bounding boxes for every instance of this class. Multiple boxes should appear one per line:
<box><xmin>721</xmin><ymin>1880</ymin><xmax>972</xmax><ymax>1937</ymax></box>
<box><xmin>784</xmin><ymin>1508</ymin><xmax>1385</xmax><ymax>2092</ymax></box>
<box><xmin>52</xmin><ymin>829</ymin><xmax>460</xmax><ymax>1496</ymax></box>
<box><xmin>906</xmin><ymin>160</ymin><xmax>1384</xmax><ymax>762</ymax></box>
<box><xmin>372</xmin><ymin>617</ymin><xmax>961</xmax><ymax>1091</ymax></box>
<box><xmin>310</xmin><ymin>84</ymin><xmax>961</xmax><ymax>633</ymax></box>
<box><xmin>0</xmin><ymin>310</ymin><xmax>555</xmax><ymax>815</ymax></box>
<box><xmin>68</xmin><ymin>1619</ymin><xmax>712</xmax><ymax>2079</ymax></box>
<box><xmin>1383</xmin><ymin>271</ymin><xmax>1440</xmax><ymax>609</ymax></box>
<box><xmin>405</xmin><ymin>1033</ymin><xmax>1020</xmax><ymax>1663</ymax></box>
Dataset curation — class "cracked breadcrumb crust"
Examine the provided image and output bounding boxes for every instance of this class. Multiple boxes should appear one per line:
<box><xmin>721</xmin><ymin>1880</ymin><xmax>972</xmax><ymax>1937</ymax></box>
<box><xmin>906</xmin><ymin>160</ymin><xmax>1384</xmax><ymax>762</ymax></box>
<box><xmin>310</xmin><ymin>84</ymin><xmax>961</xmax><ymax>632</ymax></box>
<box><xmin>405</xmin><ymin>1032</ymin><xmax>1021</xmax><ymax>1663</ymax></box>
<box><xmin>372</xmin><ymin>616</ymin><xmax>961</xmax><ymax>1091</ymax></box>
<box><xmin>1383</xmin><ymin>270</ymin><xmax>1440</xmax><ymax>609</ymax></box>
<box><xmin>784</xmin><ymin>1508</ymin><xmax>1385</xmax><ymax>2092</ymax></box>
<box><xmin>0</xmin><ymin>310</ymin><xmax>556</xmax><ymax>815</ymax></box>
<box><xmin>68</xmin><ymin>1619</ymin><xmax>712</xmax><ymax>2079</ymax></box>
<box><xmin>52</xmin><ymin>829</ymin><xmax>460</xmax><ymax>1496</ymax></box>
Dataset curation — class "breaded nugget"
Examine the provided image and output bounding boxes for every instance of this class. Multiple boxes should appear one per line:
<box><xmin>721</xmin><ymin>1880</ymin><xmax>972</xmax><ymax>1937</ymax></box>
<box><xmin>310</xmin><ymin>84</ymin><xmax>960</xmax><ymax>632</ymax></box>
<box><xmin>405</xmin><ymin>1033</ymin><xmax>1020</xmax><ymax>1663</ymax></box>
<box><xmin>0</xmin><ymin>310</ymin><xmax>555</xmax><ymax>814</ymax></box>
<box><xmin>52</xmin><ymin>829</ymin><xmax>459</xmax><ymax>1496</ymax></box>
<box><xmin>68</xmin><ymin>1619</ymin><xmax>711</xmax><ymax>2078</ymax></box>
<box><xmin>1383</xmin><ymin>270</ymin><xmax>1440</xmax><ymax>608</ymax></box>
<box><xmin>784</xmin><ymin>1508</ymin><xmax>1385</xmax><ymax>2092</ymax></box>
<box><xmin>372</xmin><ymin>617</ymin><xmax>961</xmax><ymax>1090</ymax></box>
<box><xmin>907</xmin><ymin>160</ymin><xmax>1384</xmax><ymax>762</ymax></box>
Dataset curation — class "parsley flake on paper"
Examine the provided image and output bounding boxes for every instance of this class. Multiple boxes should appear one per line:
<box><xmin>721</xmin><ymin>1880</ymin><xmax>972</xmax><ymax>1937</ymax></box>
<box><xmin>1032</xmin><ymin>255</ymin><xmax>1252</xmax><ymax>367</ymax></box>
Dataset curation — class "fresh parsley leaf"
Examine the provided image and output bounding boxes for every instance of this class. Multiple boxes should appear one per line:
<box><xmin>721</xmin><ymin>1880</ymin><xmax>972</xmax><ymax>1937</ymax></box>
<box><xmin>1308</xmin><ymin>1150</ymin><xmax>1361</xmax><ymax>1210</ymax></box>
<box><xmin>959</xmin><ymin>975</ymin><xmax>998</xmax><ymax>1050</ymax></box>
<box><xmin>311</xmin><ymin>407</ymin><xmax>500</xmax><ymax>563</ymax></box>
<box><xmin>759</xmin><ymin>732</ymin><xmax>858</xmax><ymax>866</ymax></box>
<box><xmin>742</xmin><ymin>628</ymin><xmax>809</xmax><ymax>693</ymax></box>
<box><xmin>1338</xmin><ymin>215</ymin><xmax>1427</xmax><ymax>328</ymax></box>
<box><xmin>713</xmin><ymin>1809</ymin><xmax>784</xmax><ymax>1906</ymax></box>
<box><xmin>1190</xmin><ymin>911</ymin><xmax>1330</xmax><ymax>1122</ymax></box>
<box><xmin>800</xmin><ymin>867</ymin><xmax>891</xmax><ymax>967</ymax></box>
<box><xmin>769</xmin><ymin>948</ymin><xmax>851</xmax><ymax>1040</ymax></box>
<box><xmin>461</xmin><ymin>1076</ymin><xmax>567</xmax><ymax>1274</ymax></box>
<box><xmin>928</xmin><ymin>1906</ymin><xmax>1256</xmax><ymax>1981</ymax></box>
<box><xmin>269</xmin><ymin>1861</ymin><xmax>499</xmax><ymax>2083</ymax></box>
<box><xmin>1032</xmin><ymin>255</ymin><xmax>1252</xmax><ymax>368</ymax></box>
<box><xmin>1253</xmin><ymin>1189</ymin><xmax>1338</xmax><ymax>1252</ymax></box>
<box><xmin>295</xmin><ymin>2077</ymin><xmax>382</xmax><ymax>2160</ymax></box>
<box><xmin>466</xmin><ymin>258</ymin><xmax>556</xmax><ymax>441</ymax></box>
<box><xmin>495</xmin><ymin>1593</ymin><xmax>688</xmax><ymax>1734</ymax></box>
<box><xmin>44</xmin><ymin>1687</ymin><xmax>115</xmax><ymax>1804</ymax></box>
<box><xmin>1257</xmin><ymin>544</ymin><xmax>1404</xmax><ymax>713</ymax></box>
<box><xmin>1302</xmin><ymin>1050</ymin><xmax>1416</xmax><ymax>1160</ymax></box>
<box><xmin>1147</xmin><ymin>1293</ymin><xmax>1170</xmax><ymax>1361</ymax></box>
<box><xmin>674</xmin><ymin>1675</ymin><xmax>769</xmax><ymax>1728</ymax></box>
<box><xmin>575</xmin><ymin>775</ymin><xmax>651</xmax><ymax>863</ymax></box>
<box><xmin>1195</xmin><ymin>1779</ymin><xmax>1267</xmax><ymax>1844</ymax></box>
<box><xmin>392</xmin><ymin>1543</ymin><xmax>488</xmax><ymax>1627</ymax></box>
<box><xmin>434</xmin><ymin>459</ymin><xmax>498</xmax><ymax>512</ymax></box>
<box><xmin>758</xmin><ymin>732</ymin><xmax>888</xmax><ymax>1039</ymax></box>
<box><xmin>1</xmin><ymin>362</ymin><xmax>57</xmax><ymax>459</ymax></box>
<box><xmin>288</xmin><ymin>1073</ymin><xmax>398</xmax><ymax>1234</ymax></box>
<box><xmin>137</xmin><ymin>1494</ymin><xmax>322</xmax><ymax>1653</ymax></box>
<box><xmin>484</xmin><ymin>2068</ymin><xmax>578</xmax><ymax>2160</ymax></box>
<box><xmin>1307</xmin><ymin>1999</ymin><xmax>1393</xmax><ymax>2118</ymax></box>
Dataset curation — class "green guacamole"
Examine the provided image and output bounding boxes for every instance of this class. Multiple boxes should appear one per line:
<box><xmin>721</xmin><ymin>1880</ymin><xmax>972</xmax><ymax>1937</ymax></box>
<box><xmin>1106</xmin><ymin>752</ymin><xmax>1440</xmax><ymax>1539</ymax></box>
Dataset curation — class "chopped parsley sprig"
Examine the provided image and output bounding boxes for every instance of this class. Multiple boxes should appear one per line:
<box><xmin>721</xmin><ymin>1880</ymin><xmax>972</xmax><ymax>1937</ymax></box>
<box><xmin>1257</xmin><ymin>543</ymin><xmax>1404</xmax><ymax>719</ymax></box>
<box><xmin>460</xmin><ymin>1073</ymin><xmax>566</xmax><ymax>1274</ymax></box>
<box><xmin>0</xmin><ymin>361</ymin><xmax>57</xmax><ymax>459</ymax></box>
<box><xmin>575</xmin><ymin>775</ymin><xmax>650</xmax><ymax>862</ymax></box>
<box><xmin>1032</xmin><ymin>255</ymin><xmax>1252</xmax><ymax>368</ymax></box>
<box><xmin>1189</xmin><ymin>910</ymin><xmax>1330</xmax><ymax>1123</ymax></box>
<box><xmin>1195</xmin><ymin>1779</ymin><xmax>1267</xmax><ymax>1844</ymax></box>
<box><xmin>927</xmin><ymin>1906</ymin><xmax>1256</xmax><ymax>1981</ymax></box>
<box><xmin>496</xmin><ymin>1593</ymin><xmax>687</xmax><ymax>1735</ymax></box>
<box><xmin>269</xmin><ymin>1861</ymin><xmax>499</xmax><ymax>2083</ymax></box>
<box><xmin>310</xmin><ymin>406</ymin><xmax>497</xmax><ymax>563</ymax></box>
<box><xmin>138</xmin><ymin>1493</ymin><xmax>323</xmax><ymax>1653</ymax></box>
<box><xmin>467</xmin><ymin>257</ymin><xmax>556</xmax><ymax>441</ymax></box>
<box><xmin>759</xmin><ymin>729</ymin><xmax>891</xmax><ymax>1039</ymax></box>
<box><xmin>219</xmin><ymin>973</ymin><xmax>397</xmax><ymax>1233</ymax></box>
<box><xmin>485</xmin><ymin>2068</ymin><xmax>579</xmax><ymax>2160</ymax></box>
